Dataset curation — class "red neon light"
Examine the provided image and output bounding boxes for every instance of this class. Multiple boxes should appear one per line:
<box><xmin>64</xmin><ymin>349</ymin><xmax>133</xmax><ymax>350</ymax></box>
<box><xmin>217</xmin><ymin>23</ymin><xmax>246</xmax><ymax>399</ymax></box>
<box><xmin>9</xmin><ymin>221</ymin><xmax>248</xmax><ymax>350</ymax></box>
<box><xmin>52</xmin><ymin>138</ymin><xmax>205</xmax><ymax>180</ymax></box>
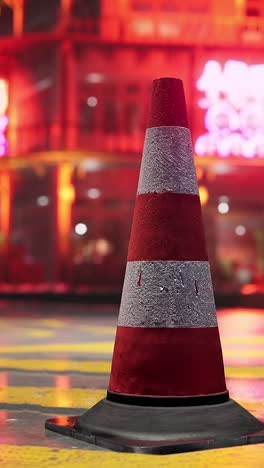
<box><xmin>241</xmin><ymin>283</ymin><xmax>258</xmax><ymax>295</ymax></box>
<box><xmin>195</xmin><ymin>60</ymin><xmax>264</xmax><ymax>159</ymax></box>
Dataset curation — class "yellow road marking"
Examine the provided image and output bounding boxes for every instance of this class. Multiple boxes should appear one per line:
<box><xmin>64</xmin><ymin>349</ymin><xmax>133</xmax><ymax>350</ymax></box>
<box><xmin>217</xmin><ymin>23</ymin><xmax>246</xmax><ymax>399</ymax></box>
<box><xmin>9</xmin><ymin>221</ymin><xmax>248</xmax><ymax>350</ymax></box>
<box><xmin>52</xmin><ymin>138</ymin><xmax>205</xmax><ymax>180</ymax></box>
<box><xmin>0</xmin><ymin>444</ymin><xmax>264</xmax><ymax>468</ymax></box>
<box><xmin>225</xmin><ymin>366</ymin><xmax>264</xmax><ymax>378</ymax></box>
<box><xmin>222</xmin><ymin>336</ymin><xmax>264</xmax><ymax>344</ymax></box>
<box><xmin>0</xmin><ymin>386</ymin><xmax>263</xmax><ymax>412</ymax></box>
<box><xmin>0</xmin><ymin>386</ymin><xmax>105</xmax><ymax>408</ymax></box>
<box><xmin>0</xmin><ymin>342</ymin><xmax>263</xmax><ymax>357</ymax></box>
<box><xmin>0</xmin><ymin>359</ymin><xmax>263</xmax><ymax>379</ymax></box>
<box><xmin>77</xmin><ymin>325</ymin><xmax>116</xmax><ymax>335</ymax></box>
<box><xmin>223</xmin><ymin>349</ymin><xmax>264</xmax><ymax>357</ymax></box>
<box><xmin>0</xmin><ymin>342</ymin><xmax>114</xmax><ymax>354</ymax></box>
<box><xmin>37</xmin><ymin>319</ymin><xmax>66</xmax><ymax>328</ymax></box>
<box><xmin>0</xmin><ymin>359</ymin><xmax>111</xmax><ymax>373</ymax></box>
<box><xmin>25</xmin><ymin>329</ymin><xmax>56</xmax><ymax>338</ymax></box>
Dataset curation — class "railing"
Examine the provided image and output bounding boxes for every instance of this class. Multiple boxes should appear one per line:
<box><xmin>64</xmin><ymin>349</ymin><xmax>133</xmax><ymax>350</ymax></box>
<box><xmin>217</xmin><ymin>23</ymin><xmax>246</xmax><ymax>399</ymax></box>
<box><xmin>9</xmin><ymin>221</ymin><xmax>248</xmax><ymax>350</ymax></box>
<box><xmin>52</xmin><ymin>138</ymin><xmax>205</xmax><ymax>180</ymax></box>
<box><xmin>65</xmin><ymin>14</ymin><xmax>264</xmax><ymax>47</ymax></box>
<box><xmin>5</xmin><ymin>123</ymin><xmax>145</xmax><ymax>158</ymax></box>
<box><xmin>1</xmin><ymin>13</ymin><xmax>264</xmax><ymax>48</ymax></box>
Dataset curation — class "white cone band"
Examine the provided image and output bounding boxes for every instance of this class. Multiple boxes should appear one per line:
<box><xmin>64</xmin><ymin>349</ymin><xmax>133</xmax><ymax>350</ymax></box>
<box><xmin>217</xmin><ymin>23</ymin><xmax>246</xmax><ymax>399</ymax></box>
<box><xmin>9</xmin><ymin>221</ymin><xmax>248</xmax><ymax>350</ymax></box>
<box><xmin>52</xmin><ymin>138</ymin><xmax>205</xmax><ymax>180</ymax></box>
<box><xmin>137</xmin><ymin>126</ymin><xmax>199</xmax><ymax>196</ymax></box>
<box><xmin>118</xmin><ymin>261</ymin><xmax>217</xmax><ymax>328</ymax></box>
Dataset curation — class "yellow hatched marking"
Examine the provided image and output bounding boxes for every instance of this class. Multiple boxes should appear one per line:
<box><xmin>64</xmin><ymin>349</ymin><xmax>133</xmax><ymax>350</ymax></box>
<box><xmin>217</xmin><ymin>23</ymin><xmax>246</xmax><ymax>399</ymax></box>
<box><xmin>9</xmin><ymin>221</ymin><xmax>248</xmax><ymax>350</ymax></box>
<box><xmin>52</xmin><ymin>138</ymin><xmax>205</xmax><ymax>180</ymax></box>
<box><xmin>24</xmin><ymin>329</ymin><xmax>56</xmax><ymax>338</ymax></box>
<box><xmin>0</xmin><ymin>343</ymin><xmax>262</xmax><ymax>357</ymax></box>
<box><xmin>76</xmin><ymin>325</ymin><xmax>116</xmax><ymax>335</ymax></box>
<box><xmin>225</xmin><ymin>366</ymin><xmax>264</xmax><ymax>378</ymax></box>
<box><xmin>222</xmin><ymin>336</ymin><xmax>264</xmax><ymax>344</ymax></box>
<box><xmin>0</xmin><ymin>358</ymin><xmax>111</xmax><ymax>373</ymax></box>
<box><xmin>223</xmin><ymin>349</ymin><xmax>264</xmax><ymax>357</ymax></box>
<box><xmin>0</xmin><ymin>444</ymin><xmax>264</xmax><ymax>468</ymax></box>
<box><xmin>0</xmin><ymin>386</ymin><xmax>105</xmax><ymax>408</ymax></box>
<box><xmin>0</xmin><ymin>386</ymin><xmax>263</xmax><ymax>412</ymax></box>
<box><xmin>0</xmin><ymin>342</ymin><xmax>114</xmax><ymax>354</ymax></box>
<box><xmin>37</xmin><ymin>319</ymin><xmax>66</xmax><ymax>328</ymax></box>
<box><xmin>0</xmin><ymin>359</ymin><xmax>263</xmax><ymax>379</ymax></box>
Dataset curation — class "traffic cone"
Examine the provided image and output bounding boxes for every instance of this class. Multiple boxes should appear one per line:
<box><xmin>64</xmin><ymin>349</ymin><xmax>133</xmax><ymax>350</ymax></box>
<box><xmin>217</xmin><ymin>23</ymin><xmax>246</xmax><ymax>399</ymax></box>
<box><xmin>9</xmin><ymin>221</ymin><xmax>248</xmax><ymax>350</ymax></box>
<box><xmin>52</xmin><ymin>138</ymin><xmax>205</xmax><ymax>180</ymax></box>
<box><xmin>46</xmin><ymin>78</ymin><xmax>264</xmax><ymax>454</ymax></box>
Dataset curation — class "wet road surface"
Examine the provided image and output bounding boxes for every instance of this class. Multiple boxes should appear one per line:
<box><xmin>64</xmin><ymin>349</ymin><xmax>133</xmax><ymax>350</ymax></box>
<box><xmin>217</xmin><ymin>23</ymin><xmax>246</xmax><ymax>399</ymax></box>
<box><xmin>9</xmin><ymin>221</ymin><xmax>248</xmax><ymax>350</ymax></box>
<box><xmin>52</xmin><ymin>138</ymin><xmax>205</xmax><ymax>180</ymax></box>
<box><xmin>0</xmin><ymin>301</ymin><xmax>263</xmax><ymax>467</ymax></box>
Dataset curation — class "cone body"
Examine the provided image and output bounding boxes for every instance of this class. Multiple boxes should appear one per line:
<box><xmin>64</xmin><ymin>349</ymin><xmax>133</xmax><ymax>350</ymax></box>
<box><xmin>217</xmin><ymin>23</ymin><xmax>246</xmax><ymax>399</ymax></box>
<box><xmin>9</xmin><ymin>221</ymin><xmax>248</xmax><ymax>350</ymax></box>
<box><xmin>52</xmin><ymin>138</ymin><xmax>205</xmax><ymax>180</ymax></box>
<box><xmin>109</xmin><ymin>78</ymin><xmax>227</xmax><ymax>399</ymax></box>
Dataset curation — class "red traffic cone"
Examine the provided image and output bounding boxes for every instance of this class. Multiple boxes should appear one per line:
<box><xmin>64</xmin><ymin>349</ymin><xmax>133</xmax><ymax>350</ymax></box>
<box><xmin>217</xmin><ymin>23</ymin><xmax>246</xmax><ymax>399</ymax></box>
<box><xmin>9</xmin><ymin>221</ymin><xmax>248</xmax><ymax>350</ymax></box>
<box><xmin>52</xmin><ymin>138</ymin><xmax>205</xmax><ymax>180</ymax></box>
<box><xmin>46</xmin><ymin>78</ymin><xmax>264</xmax><ymax>454</ymax></box>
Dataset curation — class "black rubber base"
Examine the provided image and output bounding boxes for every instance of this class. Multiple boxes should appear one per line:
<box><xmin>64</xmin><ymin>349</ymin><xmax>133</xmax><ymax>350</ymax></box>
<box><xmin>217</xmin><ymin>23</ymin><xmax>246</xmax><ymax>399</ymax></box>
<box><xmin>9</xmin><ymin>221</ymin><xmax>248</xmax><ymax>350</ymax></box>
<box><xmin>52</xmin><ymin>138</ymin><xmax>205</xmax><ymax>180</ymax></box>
<box><xmin>45</xmin><ymin>398</ymin><xmax>264</xmax><ymax>454</ymax></box>
<box><xmin>107</xmin><ymin>389</ymin><xmax>230</xmax><ymax>406</ymax></box>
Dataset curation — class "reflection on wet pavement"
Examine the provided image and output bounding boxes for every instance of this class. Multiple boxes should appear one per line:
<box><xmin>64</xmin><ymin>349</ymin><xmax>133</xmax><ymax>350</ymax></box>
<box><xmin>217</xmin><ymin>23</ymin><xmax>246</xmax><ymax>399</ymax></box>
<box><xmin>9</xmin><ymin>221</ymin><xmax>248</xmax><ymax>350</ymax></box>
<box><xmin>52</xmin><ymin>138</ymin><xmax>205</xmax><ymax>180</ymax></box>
<box><xmin>0</xmin><ymin>301</ymin><xmax>263</xmax><ymax>467</ymax></box>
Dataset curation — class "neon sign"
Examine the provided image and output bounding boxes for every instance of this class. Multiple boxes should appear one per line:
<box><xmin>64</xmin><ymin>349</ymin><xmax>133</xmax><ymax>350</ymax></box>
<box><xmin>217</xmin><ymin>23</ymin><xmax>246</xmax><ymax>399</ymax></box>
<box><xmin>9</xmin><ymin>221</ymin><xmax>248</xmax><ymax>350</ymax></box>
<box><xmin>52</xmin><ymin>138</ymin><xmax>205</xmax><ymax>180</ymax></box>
<box><xmin>195</xmin><ymin>60</ymin><xmax>264</xmax><ymax>158</ymax></box>
<box><xmin>0</xmin><ymin>79</ymin><xmax>8</xmax><ymax>157</ymax></box>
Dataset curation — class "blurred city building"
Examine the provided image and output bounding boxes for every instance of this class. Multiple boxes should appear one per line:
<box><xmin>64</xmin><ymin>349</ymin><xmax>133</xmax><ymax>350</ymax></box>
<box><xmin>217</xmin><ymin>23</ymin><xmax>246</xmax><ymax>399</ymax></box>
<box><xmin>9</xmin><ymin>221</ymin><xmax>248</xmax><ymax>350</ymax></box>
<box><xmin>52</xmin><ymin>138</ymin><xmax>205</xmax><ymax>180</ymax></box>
<box><xmin>0</xmin><ymin>0</ymin><xmax>263</xmax><ymax>296</ymax></box>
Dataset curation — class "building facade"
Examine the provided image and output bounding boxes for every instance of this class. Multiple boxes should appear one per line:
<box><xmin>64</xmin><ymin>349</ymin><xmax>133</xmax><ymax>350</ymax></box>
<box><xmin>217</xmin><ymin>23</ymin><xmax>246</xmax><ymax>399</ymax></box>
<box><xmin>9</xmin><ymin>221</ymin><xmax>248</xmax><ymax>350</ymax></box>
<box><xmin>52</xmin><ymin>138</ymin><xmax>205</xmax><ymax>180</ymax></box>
<box><xmin>0</xmin><ymin>0</ymin><xmax>263</xmax><ymax>294</ymax></box>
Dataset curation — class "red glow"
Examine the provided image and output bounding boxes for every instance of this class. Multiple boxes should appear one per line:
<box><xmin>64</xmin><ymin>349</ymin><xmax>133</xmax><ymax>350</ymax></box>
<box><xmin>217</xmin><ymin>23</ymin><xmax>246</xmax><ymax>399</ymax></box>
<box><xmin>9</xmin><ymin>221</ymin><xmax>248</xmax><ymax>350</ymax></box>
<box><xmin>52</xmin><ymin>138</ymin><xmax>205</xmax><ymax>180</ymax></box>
<box><xmin>55</xmin><ymin>375</ymin><xmax>70</xmax><ymax>390</ymax></box>
<box><xmin>0</xmin><ymin>373</ymin><xmax>8</xmax><ymax>426</ymax></box>
<box><xmin>241</xmin><ymin>283</ymin><xmax>258</xmax><ymax>295</ymax></box>
<box><xmin>55</xmin><ymin>375</ymin><xmax>72</xmax><ymax>408</ymax></box>
<box><xmin>0</xmin><ymin>372</ymin><xmax>8</xmax><ymax>387</ymax></box>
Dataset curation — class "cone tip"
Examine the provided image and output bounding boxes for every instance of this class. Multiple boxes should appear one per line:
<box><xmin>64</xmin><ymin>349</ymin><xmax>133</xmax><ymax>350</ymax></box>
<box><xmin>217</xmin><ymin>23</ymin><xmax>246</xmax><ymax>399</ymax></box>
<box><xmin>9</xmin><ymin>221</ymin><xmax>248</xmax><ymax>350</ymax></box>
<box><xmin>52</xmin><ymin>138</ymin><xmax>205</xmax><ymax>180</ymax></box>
<box><xmin>153</xmin><ymin>77</ymin><xmax>183</xmax><ymax>85</ymax></box>
<box><xmin>148</xmin><ymin>77</ymin><xmax>189</xmax><ymax>129</ymax></box>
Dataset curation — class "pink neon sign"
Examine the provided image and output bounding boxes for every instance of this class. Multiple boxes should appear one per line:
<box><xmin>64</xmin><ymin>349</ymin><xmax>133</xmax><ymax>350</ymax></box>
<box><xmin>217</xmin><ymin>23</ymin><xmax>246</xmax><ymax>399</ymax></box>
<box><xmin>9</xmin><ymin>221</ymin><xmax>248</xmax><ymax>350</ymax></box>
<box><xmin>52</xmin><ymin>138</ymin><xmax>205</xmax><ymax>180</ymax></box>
<box><xmin>0</xmin><ymin>79</ymin><xmax>8</xmax><ymax>157</ymax></box>
<box><xmin>195</xmin><ymin>60</ymin><xmax>264</xmax><ymax>158</ymax></box>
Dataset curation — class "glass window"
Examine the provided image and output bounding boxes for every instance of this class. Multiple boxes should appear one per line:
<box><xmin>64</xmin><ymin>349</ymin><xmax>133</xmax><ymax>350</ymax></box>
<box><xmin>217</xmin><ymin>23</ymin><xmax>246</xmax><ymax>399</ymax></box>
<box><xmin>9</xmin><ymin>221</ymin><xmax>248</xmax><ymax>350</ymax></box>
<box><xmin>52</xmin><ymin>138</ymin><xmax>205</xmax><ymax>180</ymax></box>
<box><xmin>246</xmin><ymin>7</ymin><xmax>260</xmax><ymax>16</ymax></box>
<box><xmin>103</xmin><ymin>101</ymin><xmax>118</xmax><ymax>134</ymax></box>
<box><xmin>126</xmin><ymin>83</ymin><xmax>139</xmax><ymax>94</ymax></box>
<box><xmin>124</xmin><ymin>102</ymin><xmax>141</xmax><ymax>135</ymax></box>
<box><xmin>161</xmin><ymin>2</ymin><xmax>179</xmax><ymax>12</ymax></box>
<box><xmin>10</xmin><ymin>166</ymin><xmax>55</xmax><ymax>285</ymax></box>
<box><xmin>131</xmin><ymin>1</ymin><xmax>153</xmax><ymax>11</ymax></box>
<box><xmin>80</xmin><ymin>100</ymin><xmax>96</xmax><ymax>132</ymax></box>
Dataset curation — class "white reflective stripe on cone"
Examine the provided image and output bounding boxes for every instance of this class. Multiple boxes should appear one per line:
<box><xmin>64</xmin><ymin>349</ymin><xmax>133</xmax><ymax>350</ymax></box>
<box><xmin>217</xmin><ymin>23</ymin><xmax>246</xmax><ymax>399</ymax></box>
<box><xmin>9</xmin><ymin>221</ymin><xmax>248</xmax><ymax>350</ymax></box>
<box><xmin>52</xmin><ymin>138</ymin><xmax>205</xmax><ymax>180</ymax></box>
<box><xmin>118</xmin><ymin>261</ymin><xmax>217</xmax><ymax>328</ymax></box>
<box><xmin>137</xmin><ymin>126</ymin><xmax>199</xmax><ymax>196</ymax></box>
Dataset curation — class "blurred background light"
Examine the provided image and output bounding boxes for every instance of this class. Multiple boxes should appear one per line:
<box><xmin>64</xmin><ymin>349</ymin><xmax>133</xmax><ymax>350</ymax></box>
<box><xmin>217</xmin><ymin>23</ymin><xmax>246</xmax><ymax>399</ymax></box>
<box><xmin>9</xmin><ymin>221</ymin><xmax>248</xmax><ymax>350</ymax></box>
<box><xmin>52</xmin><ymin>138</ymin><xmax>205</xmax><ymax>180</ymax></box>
<box><xmin>37</xmin><ymin>196</ymin><xmax>49</xmax><ymax>207</ymax></box>
<box><xmin>87</xmin><ymin>188</ymin><xmax>101</xmax><ymax>199</ymax></box>
<box><xmin>218</xmin><ymin>202</ymin><xmax>230</xmax><ymax>214</ymax></box>
<box><xmin>235</xmin><ymin>225</ymin><xmax>246</xmax><ymax>236</ymax></box>
<box><xmin>198</xmin><ymin>185</ymin><xmax>209</xmax><ymax>206</ymax></box>
<box><xmin>86</xmin><ymin>73</ymin><xmax>104</xmax><ymax>83</ymax></box>
<box><xmin>75</xmin><ymin>223</ymin><xmax>88</xmax><ymax>236</ymax></box>
<box><xmin>87</xmin><ymin>96</ymin><xmax>98</xmax><ymax>107</ymax></box>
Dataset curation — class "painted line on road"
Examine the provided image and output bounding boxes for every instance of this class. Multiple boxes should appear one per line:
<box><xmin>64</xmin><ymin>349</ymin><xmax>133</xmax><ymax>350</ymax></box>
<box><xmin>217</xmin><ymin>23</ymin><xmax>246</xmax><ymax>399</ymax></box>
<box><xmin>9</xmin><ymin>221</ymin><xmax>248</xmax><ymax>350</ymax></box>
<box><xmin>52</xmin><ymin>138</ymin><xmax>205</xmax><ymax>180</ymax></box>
<box><xmin>0</xmin><ymin>442</ymin><xmax>264</xmax><ymax>467</ymax></box>
<box><xmin>222</xmin><ymin>336</ymin><xmax>264</xmax><ymax>344</ymax></box>
<box><xmin>0</xmin><ymin>360</ymin><xmax>264</xmax><ymax>378</ymax></box>
<box><xmin>0</xmin><ymin>359</ymin><xmax>111</xmax><ymax>373</ymax></box>
<box><xmin>0</xmin><ymin>386</ymin><xmax>263</xmax><ymax>411</ymax></box>
<box><xmin>0</xmin><ymin>342</ymin><xmax>114</xmax><ymax>354</ymax></box>
<box><xmin>0</xmin><ymin>386</ymin><xmax>105</xmax><ymax>408</ymax></box>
